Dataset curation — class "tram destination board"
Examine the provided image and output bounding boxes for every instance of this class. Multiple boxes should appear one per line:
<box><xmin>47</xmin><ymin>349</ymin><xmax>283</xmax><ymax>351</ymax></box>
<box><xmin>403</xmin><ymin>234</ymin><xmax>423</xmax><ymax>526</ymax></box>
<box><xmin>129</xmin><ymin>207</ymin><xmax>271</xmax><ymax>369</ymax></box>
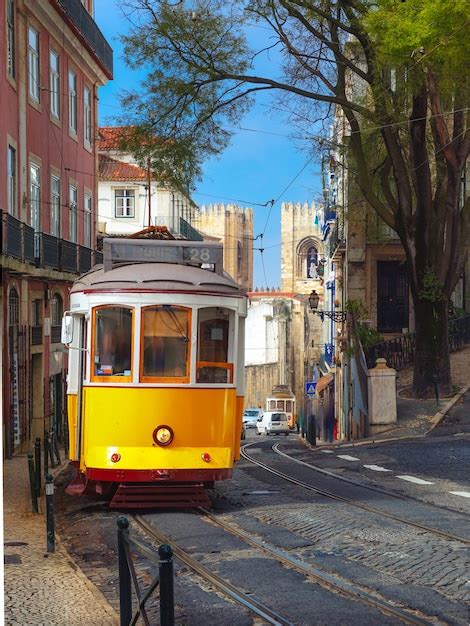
<box><xmin>103</xmin><ymin>239</ymin><xmax>224</xmax><ymax>273</ymax></box>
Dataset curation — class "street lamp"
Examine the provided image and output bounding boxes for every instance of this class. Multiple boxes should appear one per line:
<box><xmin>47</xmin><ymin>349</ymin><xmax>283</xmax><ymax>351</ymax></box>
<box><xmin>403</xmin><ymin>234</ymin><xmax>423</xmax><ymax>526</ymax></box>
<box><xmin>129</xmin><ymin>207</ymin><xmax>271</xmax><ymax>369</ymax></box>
<box><xmin>308</xmin><ymin>289</ymin><xmax>347</xmax><ymax>323</ymax></box>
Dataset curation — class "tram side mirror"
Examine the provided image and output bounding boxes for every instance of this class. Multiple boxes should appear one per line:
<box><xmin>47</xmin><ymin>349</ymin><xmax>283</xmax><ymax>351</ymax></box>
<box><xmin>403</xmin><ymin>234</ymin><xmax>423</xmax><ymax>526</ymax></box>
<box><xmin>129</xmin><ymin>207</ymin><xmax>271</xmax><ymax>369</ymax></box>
<box><xmin>61</xmin><ymin>314</ymin><xmax>73</xmax><ymax>345</ymax></box>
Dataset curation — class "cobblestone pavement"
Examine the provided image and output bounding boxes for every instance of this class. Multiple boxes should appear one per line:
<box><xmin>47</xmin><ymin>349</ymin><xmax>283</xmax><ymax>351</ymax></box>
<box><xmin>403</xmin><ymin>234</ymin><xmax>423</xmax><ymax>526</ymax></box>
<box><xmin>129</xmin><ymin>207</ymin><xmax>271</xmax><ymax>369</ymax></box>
<box><xmin>3</xmin><ymin>455</ymin><xmax>118</xmax><ymax>626</ymax></box>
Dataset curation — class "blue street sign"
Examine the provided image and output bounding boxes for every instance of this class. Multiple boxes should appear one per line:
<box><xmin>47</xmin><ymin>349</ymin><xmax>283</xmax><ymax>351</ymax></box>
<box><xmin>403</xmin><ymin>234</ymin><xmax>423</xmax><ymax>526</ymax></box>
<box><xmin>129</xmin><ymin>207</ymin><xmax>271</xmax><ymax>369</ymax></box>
<box><xmin>305</xmin><ymin>381</ymin><xmax>317</xmax><ymax>396</ymax></box>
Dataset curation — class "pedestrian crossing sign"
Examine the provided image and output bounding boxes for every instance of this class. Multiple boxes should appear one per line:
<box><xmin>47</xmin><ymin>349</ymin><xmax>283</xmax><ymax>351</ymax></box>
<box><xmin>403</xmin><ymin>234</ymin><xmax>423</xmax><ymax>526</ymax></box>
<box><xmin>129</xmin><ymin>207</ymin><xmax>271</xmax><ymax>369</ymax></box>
<box><xmin>305</xmin><ymin>382</ymin><xmax>317</xmax><ymax>396</ymax></box>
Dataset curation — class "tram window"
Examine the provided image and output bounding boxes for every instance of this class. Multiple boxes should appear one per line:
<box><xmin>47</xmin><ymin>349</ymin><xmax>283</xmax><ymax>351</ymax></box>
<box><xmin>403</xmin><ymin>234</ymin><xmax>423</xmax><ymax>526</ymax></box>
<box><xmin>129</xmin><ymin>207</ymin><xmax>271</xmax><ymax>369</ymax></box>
<box><xmin>285</xmin><ymin>400</ymin><xmax>293</xmax><ymax>413</ymax></box>
<box><xmin>276</xmin><ymin>400</ymin><xmax>285</xmax><ymax>410</ymax></box>
<box><xmin>141</xmin><ymin>306</ymin><xmax>190</xmax><ymax>381</ymax></box>
<box><xmin>196</xmin><ymin>308</ymin><xmax>233</xmax><ymax>383</ymax></box>
<box><xmin>268</xmin><ymin>400</ymin><xmax>276</xmax><ymax>410</ymax></box>
<box><xmin>93</xmin><ymin>307</ymin><xmax>132</xmax><ymax>380</ymax></box>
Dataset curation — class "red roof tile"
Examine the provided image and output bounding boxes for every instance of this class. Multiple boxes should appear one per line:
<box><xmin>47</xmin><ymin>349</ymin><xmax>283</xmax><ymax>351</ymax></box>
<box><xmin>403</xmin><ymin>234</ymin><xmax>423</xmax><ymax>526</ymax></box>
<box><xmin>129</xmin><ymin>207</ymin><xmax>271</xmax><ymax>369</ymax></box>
<box><xmin>98</xmin><ymin>126</ymin><xmax>134</xmax><ymax>150</ymax></box>
<box><xmin>99</xmin><ymin>154</ymin><xmax>147</xmax><ymax>182</ymax></box>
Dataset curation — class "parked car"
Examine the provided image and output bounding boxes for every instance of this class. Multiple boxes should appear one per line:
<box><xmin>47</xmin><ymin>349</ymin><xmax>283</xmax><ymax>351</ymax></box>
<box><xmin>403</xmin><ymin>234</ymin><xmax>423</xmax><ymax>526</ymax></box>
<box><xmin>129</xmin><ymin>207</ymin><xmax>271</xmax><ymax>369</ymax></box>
<box><xmin>256</xmin><ymin>411</ymin><xmax>290</xmax><ymax>436</ymax></box>
<box><xmin>243</xmin><ymin>408</ymin><xmax>263</xmax><ymax>429</ymax></box>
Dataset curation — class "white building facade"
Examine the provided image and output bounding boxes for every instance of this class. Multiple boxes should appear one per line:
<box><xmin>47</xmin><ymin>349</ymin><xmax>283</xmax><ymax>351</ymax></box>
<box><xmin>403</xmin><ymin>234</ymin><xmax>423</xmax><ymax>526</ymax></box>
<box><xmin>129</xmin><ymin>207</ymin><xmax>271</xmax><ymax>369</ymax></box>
<box><xmin>97</xmin><ymin>127</ymin><xmax>198</xmax><ymax>239</ymax></box>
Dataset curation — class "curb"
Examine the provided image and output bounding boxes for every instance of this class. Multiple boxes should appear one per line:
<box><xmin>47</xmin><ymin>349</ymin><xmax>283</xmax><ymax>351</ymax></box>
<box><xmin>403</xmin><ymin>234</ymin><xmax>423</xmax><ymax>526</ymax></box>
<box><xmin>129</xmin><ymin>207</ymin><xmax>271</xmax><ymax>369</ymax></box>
<box><xmin>55</xmin><ymin>532</ymin><xmax>120</xmax><ymax>625</ymax></box>
<box><xmin>428</xmin><ymin>382</ymin><xmax>470</xmax><ymax>431</ymax></box>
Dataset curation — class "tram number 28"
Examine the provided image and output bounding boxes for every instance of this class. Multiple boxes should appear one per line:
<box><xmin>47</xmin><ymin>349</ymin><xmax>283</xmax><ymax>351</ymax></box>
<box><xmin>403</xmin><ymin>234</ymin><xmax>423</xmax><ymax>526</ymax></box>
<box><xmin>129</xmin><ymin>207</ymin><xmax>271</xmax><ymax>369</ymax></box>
<box><xmin>184</xmin><ymin>247</ymin><xmax>213</xmax><ymax>263</ymax></box>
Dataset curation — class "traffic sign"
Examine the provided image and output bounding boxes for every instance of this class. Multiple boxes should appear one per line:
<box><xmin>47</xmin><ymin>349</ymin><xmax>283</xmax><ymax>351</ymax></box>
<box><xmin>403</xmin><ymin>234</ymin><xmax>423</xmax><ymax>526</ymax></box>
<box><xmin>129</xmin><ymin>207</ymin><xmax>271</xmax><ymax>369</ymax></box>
<box><xmin>305</xmin><ymin>381</ymin><xmax>317</xmax><ymax>396</ymax></box>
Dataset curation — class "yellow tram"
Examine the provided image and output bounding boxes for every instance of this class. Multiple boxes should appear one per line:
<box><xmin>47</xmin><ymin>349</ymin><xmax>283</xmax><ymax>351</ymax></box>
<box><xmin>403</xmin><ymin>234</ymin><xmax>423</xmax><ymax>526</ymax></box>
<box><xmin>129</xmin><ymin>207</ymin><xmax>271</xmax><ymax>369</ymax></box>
<box><xmin>62</xmin><ymin>239</ymin><xmax>247</xmax><ymax>507</ymax></box>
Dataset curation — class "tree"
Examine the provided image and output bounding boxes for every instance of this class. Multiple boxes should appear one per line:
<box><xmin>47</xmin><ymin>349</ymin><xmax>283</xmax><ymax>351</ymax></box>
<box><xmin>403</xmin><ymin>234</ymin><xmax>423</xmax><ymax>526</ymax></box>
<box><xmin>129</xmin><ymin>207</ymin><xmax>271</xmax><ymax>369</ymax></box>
<box><xmin>120</xmin><ymin>0</ymin><xmax>470</xmax><ymax>397</ymax></box>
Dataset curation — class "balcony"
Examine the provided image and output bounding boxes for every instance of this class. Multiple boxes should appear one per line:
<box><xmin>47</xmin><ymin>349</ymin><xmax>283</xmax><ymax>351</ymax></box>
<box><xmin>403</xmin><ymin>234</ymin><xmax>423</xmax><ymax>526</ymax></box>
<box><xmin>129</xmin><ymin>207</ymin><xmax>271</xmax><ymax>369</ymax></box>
<box><xmin>79</xmin><ymin>245</ymin><xmax>92</xmax><ymax>273</ymax></box>
<box><xmin>23</xmin><ymin>224</ymin><xmax>35</xmax><ymax>264</ymax></box>
<box><xmin>39</xmin><ymin>233</ymin><xmax>60</xmax><ymax>269</ymax></box>
<box><xmin>2</xmin><ymin>213</ymin><xmax>22</xmax><ymax>259</ymax></box>
<box><xmin>154</xmin><ymin>215</ymin><xmax>203</xmax><ymax>241</ymax></box>
<box><xmin>55</xmin><ymin>0</ymin><xmax>113</xmax><ymax>78</ymax></box>
<box><xmin>328</xmin><ymin>222</ymin><xmax>346</xmax><ymax>260</ymax></box>
<box><xmin>31</xmin><ymin>326</ymin><xmax>43</xmax><ymax>346</ymax></box>
<box><xmin>51</xmin><ymin>325</ymin><xmax>62</xmax><ymax>344</ymax></box>
<box><xmin>60</xmin><ymin>240</ymin><xmax>78</xmax><ymax>273</ymax></box>
<box><xmin>95</xmin><ymin>250</ymin><xmax>103</xmax><ymax>265</ymax></box>
<box><xmin>179</xmin><ymin>217</ymin><xmax>204</xmax><ymax>242</ymax></box>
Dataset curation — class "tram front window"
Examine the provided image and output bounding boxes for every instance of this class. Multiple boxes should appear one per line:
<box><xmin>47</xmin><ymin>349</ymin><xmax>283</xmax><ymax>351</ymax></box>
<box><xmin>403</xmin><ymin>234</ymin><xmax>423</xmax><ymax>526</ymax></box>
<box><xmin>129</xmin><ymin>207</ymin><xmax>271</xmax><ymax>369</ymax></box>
<box><xmin>141</xmin><ymin>306</ymin><xmax>190</xmax><ymax>381</ymax></box>
<box><xmin>93</xmin><ymin>307</ymin><xmax>132</xmax><ymax>379</ymax></box>
<box><xmin>197</xmin><ymin>308</ymin><xmax>233</xmax><ymax>383</ymax></box>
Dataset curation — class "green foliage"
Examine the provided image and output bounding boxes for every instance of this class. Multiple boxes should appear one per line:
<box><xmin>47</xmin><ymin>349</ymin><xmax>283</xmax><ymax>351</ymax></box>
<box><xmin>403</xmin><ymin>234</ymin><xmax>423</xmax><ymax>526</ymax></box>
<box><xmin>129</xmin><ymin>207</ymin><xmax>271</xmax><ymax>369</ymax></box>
<box><xmin>364</xmin><ymin>0</ymin><xmax>470</xmax><ymax>90</ymax></box>
<box><xmin>418</xmin><ymin>269</ymin><xmax>446</xmax><ymax>303</ymax></box>
<box><xmin>356</xmin><ymin>323</ymin><xmax>384</xmax><ymax>349</ymax></box>
<box><xmin>345</xmin><ymin>299</ymin><xmax>367</xmax><ymax>318</ymax></box>
<box><xmin>116</xmin><ymin>126</ymin><xmax>201</xmax><ymax>193</ymax></box>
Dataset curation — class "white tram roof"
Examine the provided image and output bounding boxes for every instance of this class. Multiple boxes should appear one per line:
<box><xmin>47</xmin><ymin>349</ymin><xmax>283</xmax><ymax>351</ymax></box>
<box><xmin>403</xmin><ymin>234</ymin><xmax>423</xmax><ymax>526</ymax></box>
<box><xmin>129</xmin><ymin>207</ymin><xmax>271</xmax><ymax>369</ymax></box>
<box><xmin>71</xmin><ymin>263</ymin><xmax>244</xmax><ymax>296</ymax></box>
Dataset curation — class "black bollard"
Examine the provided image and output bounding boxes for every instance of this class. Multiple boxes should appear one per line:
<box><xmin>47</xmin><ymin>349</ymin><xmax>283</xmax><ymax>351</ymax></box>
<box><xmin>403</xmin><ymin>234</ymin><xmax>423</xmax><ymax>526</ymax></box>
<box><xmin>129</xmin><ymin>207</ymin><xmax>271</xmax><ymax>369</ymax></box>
<box><xmin>45</xmin><ymin>473</ymin><xmax>55</xmax><ymax>553</ymax></box>
<box><xmin>158</xmin><ymin>544</ymin><xmax>175</xmax><ymax>626</ymax></box>
<box><xmin>117</xmin><ymin>517</ymin><xmax>132</xmax><ymax>626</ymax></box>
<box><xmin>44</xmin><ymin>430</ymin><xmax>49</xmax><ymax>476</ymax></box>
<box><xmin>34</xmin><ymin>438</ymin><xmax>41</xmax><ymax>494</ymax></box>
<box><xmin>28</xmin><ymin>454</ymin><xmax>38</xmax><ymax>513</ymax></box>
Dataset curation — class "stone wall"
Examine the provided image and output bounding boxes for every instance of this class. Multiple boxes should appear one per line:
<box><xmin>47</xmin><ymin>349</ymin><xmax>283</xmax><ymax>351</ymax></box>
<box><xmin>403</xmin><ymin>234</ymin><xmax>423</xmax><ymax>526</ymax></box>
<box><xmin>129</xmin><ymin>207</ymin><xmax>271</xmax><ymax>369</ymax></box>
<box><xmin>193</xmin><ymin>204</ymin><xmax>254</xmax><ymax>291</ymax></box>
<box><xmin>245</xmin><ymin>362</ymin><xmax>279</xmax><ymax>410</ymax></box>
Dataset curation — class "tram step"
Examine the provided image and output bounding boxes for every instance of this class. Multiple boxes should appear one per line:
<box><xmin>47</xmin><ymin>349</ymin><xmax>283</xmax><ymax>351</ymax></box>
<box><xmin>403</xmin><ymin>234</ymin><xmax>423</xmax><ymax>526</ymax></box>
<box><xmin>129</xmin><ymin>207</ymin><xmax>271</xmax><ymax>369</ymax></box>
<box><xmin>110</xmin><ymin>483</ymin><xmax>212</xmax><ymax>509</ymax></box>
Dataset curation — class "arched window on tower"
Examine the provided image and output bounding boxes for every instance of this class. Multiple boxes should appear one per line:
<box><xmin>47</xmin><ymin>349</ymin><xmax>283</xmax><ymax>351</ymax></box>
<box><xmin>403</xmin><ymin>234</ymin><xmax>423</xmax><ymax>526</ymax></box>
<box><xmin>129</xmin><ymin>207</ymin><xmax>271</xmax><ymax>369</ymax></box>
<box><xmin>237</xmin><ymin>241</ymin><xmax>242</xmax><ymax>274</ymax></box>
<box><xmin>306</xmin><ymin>246</ymin><xmax>318</xmax><ymax>279</ymax></box>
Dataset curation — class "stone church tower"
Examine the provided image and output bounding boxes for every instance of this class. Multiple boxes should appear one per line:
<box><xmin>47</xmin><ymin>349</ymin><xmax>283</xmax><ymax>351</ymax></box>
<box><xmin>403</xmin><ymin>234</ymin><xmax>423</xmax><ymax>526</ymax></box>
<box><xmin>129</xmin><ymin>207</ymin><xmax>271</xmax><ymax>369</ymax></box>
<box><xmin>280</xmin><ymin>202</ymin><xmax>325</xmax><ymax>419</ymax></box>
<box><xmin>193</xmin><ymin>204</ymin><xmax>254</xmax><ymax>291</ymax></box>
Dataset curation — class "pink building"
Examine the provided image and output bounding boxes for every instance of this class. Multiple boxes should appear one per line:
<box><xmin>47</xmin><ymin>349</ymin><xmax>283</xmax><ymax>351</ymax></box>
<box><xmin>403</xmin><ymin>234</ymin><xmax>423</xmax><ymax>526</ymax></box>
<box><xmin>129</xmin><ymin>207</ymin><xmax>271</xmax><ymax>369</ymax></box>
<box><xmin>1</xmin><ymin>0</ymin><xmax>112</xmax><ymax>457</ymax></box>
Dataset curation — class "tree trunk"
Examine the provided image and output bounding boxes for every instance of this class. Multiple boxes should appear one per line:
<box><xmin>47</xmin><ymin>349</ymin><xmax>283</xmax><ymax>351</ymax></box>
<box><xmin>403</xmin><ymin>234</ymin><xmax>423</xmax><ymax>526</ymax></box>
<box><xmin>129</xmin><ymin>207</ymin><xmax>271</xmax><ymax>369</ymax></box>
<box><xmin>412</xmin><ymin>296</ymin><xmax>451</xmax><ymax>398</ymax></box>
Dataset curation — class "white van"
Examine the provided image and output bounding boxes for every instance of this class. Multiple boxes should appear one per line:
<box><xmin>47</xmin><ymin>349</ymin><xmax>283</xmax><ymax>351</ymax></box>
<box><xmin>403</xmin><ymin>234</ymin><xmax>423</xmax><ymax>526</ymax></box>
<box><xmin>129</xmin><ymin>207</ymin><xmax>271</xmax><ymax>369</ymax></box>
<box><xmin>256</xmin><ymin>411</ymin><xmax>290</xmax><ymax>436</ymax></box>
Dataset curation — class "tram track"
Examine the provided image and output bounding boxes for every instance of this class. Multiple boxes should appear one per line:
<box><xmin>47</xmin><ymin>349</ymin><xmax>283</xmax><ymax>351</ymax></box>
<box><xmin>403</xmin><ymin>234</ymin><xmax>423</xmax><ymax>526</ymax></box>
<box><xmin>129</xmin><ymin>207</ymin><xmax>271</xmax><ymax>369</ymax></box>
<box><xmin>133</xmin><ymin>515</ymin><xmax>293</xmax><ymax>626</ymax></box>
<box><xmin>134</xmin><ymin>512</ymin><xmax>433</xmax><ymax>626</ymax></box>
<box><xmin>272</xmin><ymin>442</ymin><xmax>470</xmax><ymax>519</ymax></box>
<box><xmin>241</xmin><ymin>441</ymin><xmax>470</xmax><ymax>546</ymax></box>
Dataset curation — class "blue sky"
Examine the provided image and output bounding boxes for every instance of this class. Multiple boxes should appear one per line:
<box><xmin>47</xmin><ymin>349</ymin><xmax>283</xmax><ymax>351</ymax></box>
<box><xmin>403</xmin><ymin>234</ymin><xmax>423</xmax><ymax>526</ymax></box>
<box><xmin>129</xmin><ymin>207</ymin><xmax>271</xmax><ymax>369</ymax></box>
<box><xmin>95</xmin><ymin>2</ymin><xmax>323</xmax><ymax>287</ymax></box>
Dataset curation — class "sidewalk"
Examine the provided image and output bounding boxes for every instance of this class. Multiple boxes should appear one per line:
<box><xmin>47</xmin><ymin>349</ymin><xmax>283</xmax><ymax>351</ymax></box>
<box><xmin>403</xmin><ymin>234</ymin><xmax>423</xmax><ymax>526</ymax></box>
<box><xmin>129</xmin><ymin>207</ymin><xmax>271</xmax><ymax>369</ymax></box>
<box><xmin>314</xmin><ymin>345</ymin><xmax>470</xmax><ymax>449</ymax></box>
<box><xmin>3</xmin><ymin>455</ymin><xmax>118</xmax><ymax>626</ymax></box>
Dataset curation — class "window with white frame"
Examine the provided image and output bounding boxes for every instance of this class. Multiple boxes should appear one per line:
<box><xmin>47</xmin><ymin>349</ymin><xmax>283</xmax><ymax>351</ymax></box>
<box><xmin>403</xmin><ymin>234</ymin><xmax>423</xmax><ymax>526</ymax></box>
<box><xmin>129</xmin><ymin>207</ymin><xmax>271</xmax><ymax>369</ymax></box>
<box><xmin>28</xmin><ymin>26</ymin><xmax>40</xmax><ymax>101</ymax></box>
<box><xmin>83</xmin><ymin>86</ymin><xmax>91</xmax><ymax>146</ymax></box>
<box><xmin>30</xmin><ymin>162</ymin><xmax>41</xmax><ymax>232</ymax></box>
<box><xmin>84</xmin><ymin>194</ymin><xmax>92</xmax><ymax>247</ymax></box>
<box><xmin>7</xmin><ymin>0</ymin><xmax>15</xmax><ymax>79</ymax></box>
<box><xmin>68</xmin><ymin>69</ymin><xmax>77</xmax><ymax>133</ymax></box>
<box><xmin>50</xmin><ymin>50</ymin><xmax>60</xmax><ymax>118</ymax></box>
<box><xmin>7</xmin><ymin>145</ymin><xmax>16</xmax><ymax>216</ymax></box>
<box><xmin>69</xmin><ymin>184</ymin><xmax>78</xmax><ymax>242</ymax></box>
<box><xmin>51</xmin><ymin>175</ymin><xmax>61</xmax><ymax>237</ymax></box>
<box><xmin>115</xmin><ymin>189</ymin><xmax>135</xmax><ymax>217</ymax></box>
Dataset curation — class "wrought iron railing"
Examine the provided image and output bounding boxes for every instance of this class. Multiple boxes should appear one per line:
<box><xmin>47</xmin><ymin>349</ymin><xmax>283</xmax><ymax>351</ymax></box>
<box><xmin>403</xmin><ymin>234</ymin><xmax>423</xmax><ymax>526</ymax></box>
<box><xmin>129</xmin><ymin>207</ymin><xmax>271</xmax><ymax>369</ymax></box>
<box><xmin>51</xmin><ymin>326</ymin><xmax>62</xmax><ymax>344</ymax></box>
<box><xmin>2</xmin><ymin>213</ymin><xmax>22</xmax><ymax>259</ymax></box>
<box><xmin>40</xmin><ymin>233</ymin><xmax>60</xmax><ymax>269</ymax></box>
<box><xmin>179</xmin><ymin>217</ymin><xmax>203</xmax><ymax>241</ymax></box>
<box><xmin>23</xmin><ymin>224</ymin><xmax>35</xmax><ymax>264</ymax></box>
<box><xmin>364</xmin><ymin>314</ymin><xmax>470</xmax><ymax>370</ymax></box>
<box><xmin>60</xmin><ymin>240</ymin><xmax>78</xmax><ymax>272</ymax></box>
<box><xmin>31</xmin><ymin>326</ymin><xmax>43</xmax><ymax>345</ymax></box>
<box><xmin>78</xmin><ymin>246</ymin><xmax>92</xmax><ymax>273</ymax></box>
<box><xmin>94</xmin><ymin>250</ymin><xmax>103</xmax><ymax>265</ymax></box>
<box><xmin>56</xmin><ymin>0</ymin><xmax>113</xmax><ymax>76</ymax></box>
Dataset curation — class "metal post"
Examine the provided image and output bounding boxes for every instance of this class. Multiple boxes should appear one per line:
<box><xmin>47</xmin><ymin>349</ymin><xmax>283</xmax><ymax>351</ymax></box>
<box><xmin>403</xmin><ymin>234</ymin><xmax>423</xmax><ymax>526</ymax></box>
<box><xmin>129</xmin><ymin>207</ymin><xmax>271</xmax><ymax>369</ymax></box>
<box><xmin>48</xmin><ymin>429</ymin><xmax>56</xmax><ymax>469</ymax></box>
<box><xmin>158</xmin><ymin>544</ymin><xmax>175</xmax><ymax>626</ymax></box>
<box><xmin>45</xmin><ymin>474</ymin><xmax>55</xmax><ymax>553</ymax></box>
<box><xmin>28</xmin><ymin>454</ymin><xmax>38</xmax><ymax>513</ymax></box>
<box><xmin>44</xmin><ymin>430</ymin><xmax>49</xmax><ymax>476</ymax></box>
<box><xmin>34</xmin><ymin>438</ymin><xmax>41</xmax><ymax>494</ymax></box>
<box><xmin>117</xmin><ymin>516</ymin><xmax>132</xmax><ymax>626</ymax></box>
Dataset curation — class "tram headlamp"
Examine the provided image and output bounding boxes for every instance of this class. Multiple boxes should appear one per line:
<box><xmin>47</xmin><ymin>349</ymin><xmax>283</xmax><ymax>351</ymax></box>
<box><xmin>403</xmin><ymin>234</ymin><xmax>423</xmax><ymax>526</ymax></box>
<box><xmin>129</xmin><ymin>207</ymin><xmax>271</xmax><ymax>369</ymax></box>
<box><xmin>110</xmin><ymin>452</ymin><xmax>121</xmax><ymax>463</ymax></box>
<box><xmin>153</xmin><ymin>426</ymin><xmax>174</xmax><ymax>446</ymax></box>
